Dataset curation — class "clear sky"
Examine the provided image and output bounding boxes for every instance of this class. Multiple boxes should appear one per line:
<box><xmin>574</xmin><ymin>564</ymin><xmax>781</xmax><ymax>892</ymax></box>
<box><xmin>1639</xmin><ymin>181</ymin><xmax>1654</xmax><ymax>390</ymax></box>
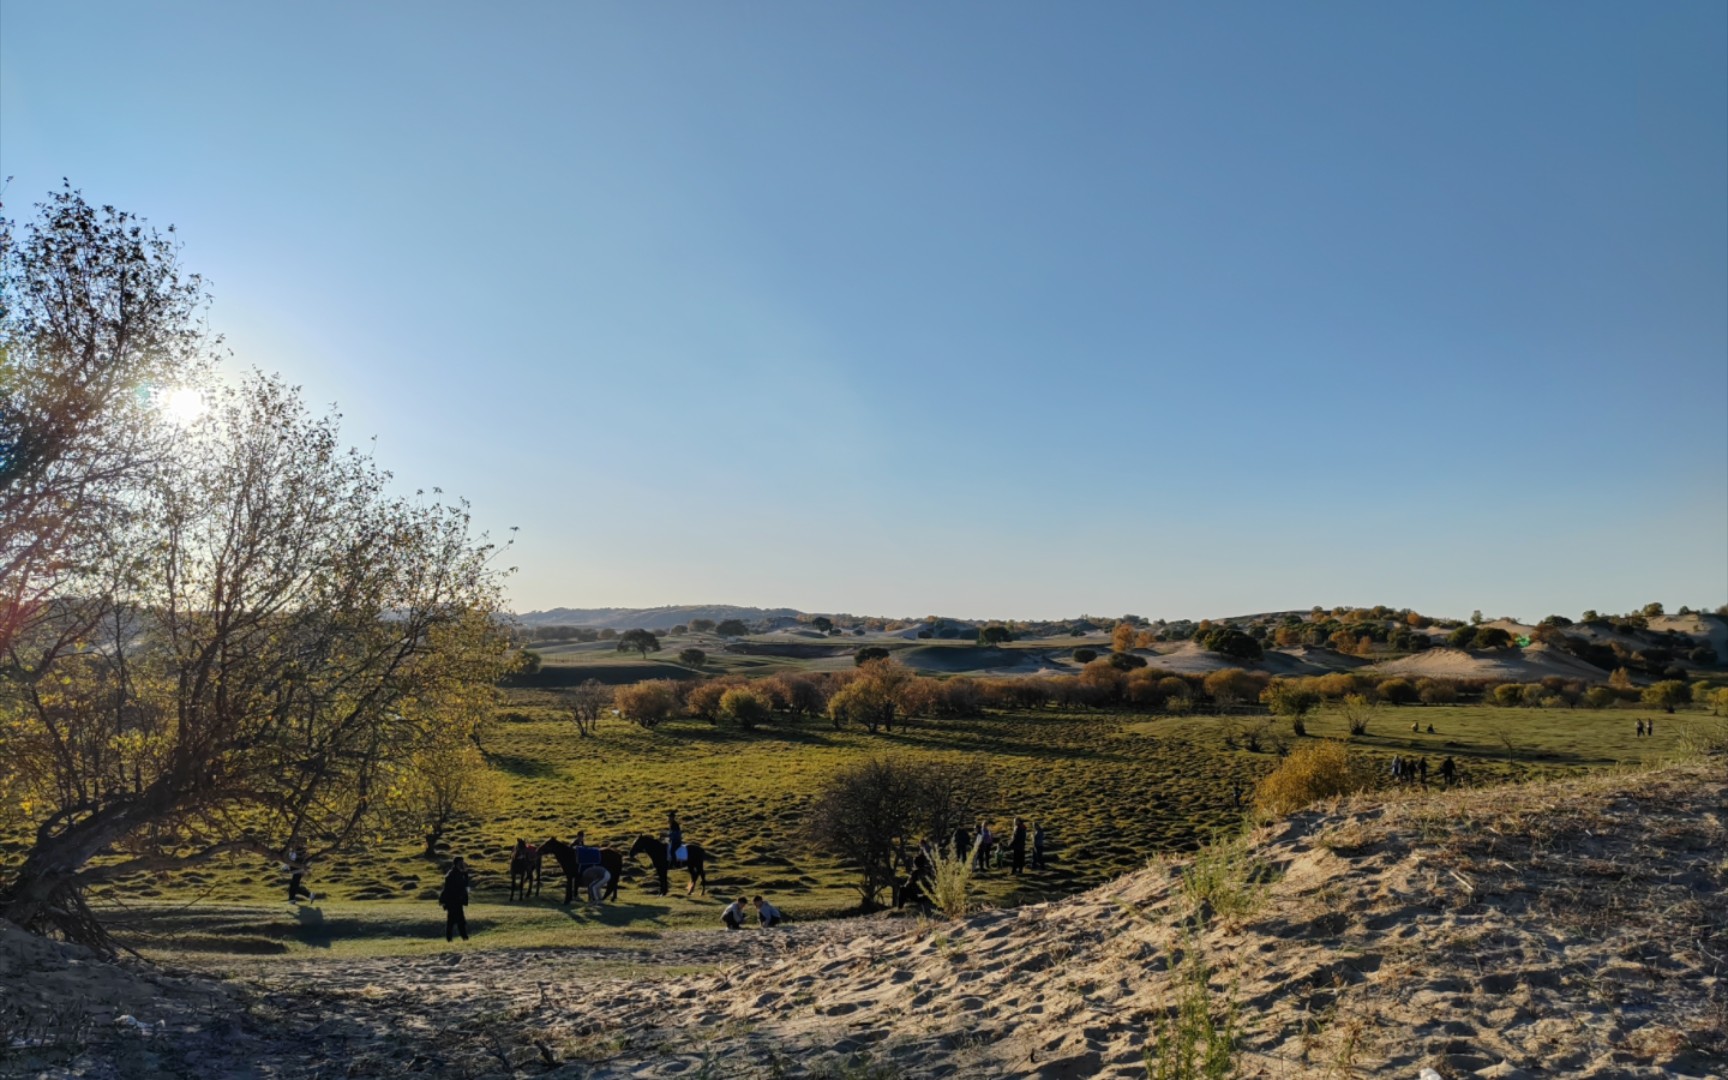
<box><xmin>3</xmin><ymin>1</ymin><xmax>1724</xmax><ymax>621</ymax></box>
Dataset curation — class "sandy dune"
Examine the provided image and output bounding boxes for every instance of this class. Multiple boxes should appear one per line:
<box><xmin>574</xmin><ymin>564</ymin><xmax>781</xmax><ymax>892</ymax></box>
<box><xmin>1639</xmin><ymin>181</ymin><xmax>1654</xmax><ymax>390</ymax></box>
<box><xmin>10</xmin><ymin>763</ymin><xmax>1723</xmax><ymax>1078</ymax></box>
<box><xmin>1372</xmin><ymin>644</ymin><xmax>1610</xmax><ymax>682</ymax></box>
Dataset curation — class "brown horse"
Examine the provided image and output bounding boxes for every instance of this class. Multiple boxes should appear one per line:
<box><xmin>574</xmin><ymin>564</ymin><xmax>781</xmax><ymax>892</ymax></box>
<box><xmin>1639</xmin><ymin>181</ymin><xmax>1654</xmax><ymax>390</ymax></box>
<box><xmin>628</xmin><ymin>834</ymin><xmax>709</xmax><ymax>896</ymax></box>
<box><xmin>509</xmin><ymin>839</ymin><xmax>542</xmax><ymax>901</ymax></box>
<box><xmin>539</xmin><ymin>838</ymin><xmax>623</xmax><ymax>903</ymax></box>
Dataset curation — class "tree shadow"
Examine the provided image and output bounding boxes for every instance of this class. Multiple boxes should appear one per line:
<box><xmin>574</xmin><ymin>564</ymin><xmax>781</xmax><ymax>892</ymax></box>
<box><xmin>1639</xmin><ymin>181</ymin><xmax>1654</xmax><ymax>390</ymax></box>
<box><xmin>487</xmin><ymin>752</ymin><xmax>560</xmax><ymax>779</ymax></box>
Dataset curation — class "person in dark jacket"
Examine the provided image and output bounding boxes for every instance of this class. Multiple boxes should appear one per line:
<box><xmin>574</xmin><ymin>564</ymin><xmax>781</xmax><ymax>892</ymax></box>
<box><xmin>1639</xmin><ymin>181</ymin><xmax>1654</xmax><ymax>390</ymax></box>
<box><xmin>440</xmin><ymin>857</ymin><xmax>472</xmax><ymax>942</ymax></box>
<box><xmin>666</xmin><ymin>810</ymin><xmax>684</xmax><ymax>867</ymax></box>
<box><xmin>1008</xmin><ymin>817</ymin><xmax>1028</xmax><ymax>876</ymax></box>
<box><xmin>1031</xmin><ymin>823</ymin><xmax>1047</xmax><ymax>870</ymax></box>
<box><xmin>284</xmin><ymin>845</ymin><xmax>313</xmax><ymax>903</ymax></box>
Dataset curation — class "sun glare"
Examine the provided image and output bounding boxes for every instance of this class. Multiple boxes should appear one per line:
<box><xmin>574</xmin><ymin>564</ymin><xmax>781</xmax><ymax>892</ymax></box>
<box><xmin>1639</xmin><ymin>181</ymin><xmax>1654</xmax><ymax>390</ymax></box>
<box><xmin>160</xmin><ymin>387</ymin><xmax>207</xmax><ymax>426</ymax></box>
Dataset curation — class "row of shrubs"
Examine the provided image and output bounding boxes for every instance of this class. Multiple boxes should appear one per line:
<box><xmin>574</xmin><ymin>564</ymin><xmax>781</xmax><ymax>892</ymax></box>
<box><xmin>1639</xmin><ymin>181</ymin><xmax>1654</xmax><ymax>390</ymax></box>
<box><xmin>603</xmin><ymin>661</ymin><xmax>1727</xmax><ymax>731</ymax></box>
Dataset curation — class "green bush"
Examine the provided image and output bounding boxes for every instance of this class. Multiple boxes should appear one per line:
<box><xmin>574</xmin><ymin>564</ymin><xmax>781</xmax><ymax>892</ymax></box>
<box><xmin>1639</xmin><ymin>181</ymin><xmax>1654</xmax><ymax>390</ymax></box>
<box><xmin>716</xmin><ymin>686</ymin><xmax>773</xmax><ymax>730</ymax></box>
<box><xmin>1376</xmin><ymin>678</ymin><xmax>1417</xmax><ymax>705</ymax></box>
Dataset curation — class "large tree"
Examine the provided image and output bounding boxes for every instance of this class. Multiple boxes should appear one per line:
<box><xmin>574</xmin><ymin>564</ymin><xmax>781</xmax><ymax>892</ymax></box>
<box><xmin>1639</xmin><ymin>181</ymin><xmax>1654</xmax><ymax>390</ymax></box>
<box><xmin>1</xmin><ymin>186</ymin><xmax>213</xmax><ymax>661</ymax></box>
<box><xmin>0</xmin><ymin>197</ymin><xmax>507</xmax><ymax>947</ymax></box>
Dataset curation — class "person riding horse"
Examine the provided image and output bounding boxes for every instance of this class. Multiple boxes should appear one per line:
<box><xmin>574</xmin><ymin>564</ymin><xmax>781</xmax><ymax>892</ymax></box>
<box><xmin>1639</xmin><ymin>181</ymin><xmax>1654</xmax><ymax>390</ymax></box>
<box><xmin>666</xmin><ymin>810</ymin><xmax>684</xmax><ymax>868</ymax></box>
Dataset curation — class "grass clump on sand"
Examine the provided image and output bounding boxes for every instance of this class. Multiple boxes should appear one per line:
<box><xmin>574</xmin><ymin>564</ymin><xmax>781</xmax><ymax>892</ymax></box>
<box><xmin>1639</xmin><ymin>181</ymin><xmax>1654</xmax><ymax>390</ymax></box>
<box><xmin>1145</xmin><ymin>934</ymin><xmax>1239</xmax><ymax>1080</ymax></box>
<box><xmin>1251</xmin><ymin>740</ymin><xmax>1375</xmax><ymax>816</ymax></box>
<box><xmin>928</xmin><ymin>841</ymin><xmax>978</xmax><ymax>918</ymax></box>
<box><xmin>1178</xmin><ymin>833</ymin><xmax>1272</xmax><ymax>924</ymax></box>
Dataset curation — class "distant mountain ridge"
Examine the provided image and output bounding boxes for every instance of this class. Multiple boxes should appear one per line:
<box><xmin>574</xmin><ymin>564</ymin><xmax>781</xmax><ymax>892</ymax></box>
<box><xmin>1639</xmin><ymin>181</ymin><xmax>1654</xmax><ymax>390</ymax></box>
<box><xmin>511</xmin><ymin>605</ymin><xmax>804</xmax><ymax>631</ymax></box>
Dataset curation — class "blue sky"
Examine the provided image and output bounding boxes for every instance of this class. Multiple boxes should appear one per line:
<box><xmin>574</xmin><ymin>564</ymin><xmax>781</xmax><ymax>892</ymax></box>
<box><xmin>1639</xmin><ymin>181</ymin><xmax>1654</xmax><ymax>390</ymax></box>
<box><xmin>3</xmin><ymin>1</ymin><xmax>1724</xmax><ymax>621</ymax></box>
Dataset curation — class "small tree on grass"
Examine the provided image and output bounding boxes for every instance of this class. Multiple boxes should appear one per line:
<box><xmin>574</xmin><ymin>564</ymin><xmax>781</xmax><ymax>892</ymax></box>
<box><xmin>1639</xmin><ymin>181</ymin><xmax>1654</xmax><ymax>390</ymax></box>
<box><xmin>1339</xmin><ymin>693</ymin><xmax>1376</xmax><ymax>737</ymax></box>
<box><xmin>614</xmin><ymin>680</ymin><xmax>680</xmax><ymax>728</ymax></box>
<box><xmin>978</xmin><ymin>624</ymin><xmax>1013</xmax><ymax>646</ymax></box>
<box><xmin>678</xmin><ymin>647</ymin><xmax>707</xmax><ymax>668</ymax></box>
<box><xmin>715</xmin><ymin>619</ymin><xmax>749</xmax><ymax>637</ymax></box>
<box><xmin>617</xmin><ymin>628</ymin><xmax>661</xmax><ymax>659</ymax></box>
<box><xmin>564</xmin><ymin>679</ymin><xmax>611</xmax><ymax>737</ymax></box>
<box><xmin>396</xmin><ymin>735</ymin><xmax>502</xmax><ymax>856</ymax></box>
<box><xmin>717</xmin><ymin>686</ymin><xmax>773</xmax><ymax>730</ymax></box>
<box><xmin>1641</xmin><ymin>680</ymin><xmax>1690</xmax><ymax>712</ymax></box>
<box><xmin>804</xmin><ymin>758</ymin><xmax>988</xmax><ymax>912</ymax></box>
<box><xmin>855</xmin><ymin>645</ymin><xmax>890</xmax><ymax>666</ymax></box>
<box><xmin>1074</xmin><ymin>648</ymin><xmax>1098</xmax><ymax>663</ymax></box>
<box><xmin>1262</xmin><ymin>680</ymin><xmax>1319</xmax><ymax>736</ymax></box>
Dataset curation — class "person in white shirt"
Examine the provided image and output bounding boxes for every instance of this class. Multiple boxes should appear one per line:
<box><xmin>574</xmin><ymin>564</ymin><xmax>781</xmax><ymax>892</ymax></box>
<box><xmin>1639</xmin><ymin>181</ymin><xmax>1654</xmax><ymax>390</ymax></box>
<box><xmin>753</xmin><ymin>895</ymin><xmax>783</xmax><ymax>927</ymax></box>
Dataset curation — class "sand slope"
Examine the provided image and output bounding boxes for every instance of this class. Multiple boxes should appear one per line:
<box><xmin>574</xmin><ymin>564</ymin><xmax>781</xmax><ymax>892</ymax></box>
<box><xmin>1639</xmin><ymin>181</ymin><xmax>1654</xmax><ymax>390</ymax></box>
<box><xmin>14</xmin><ymin>765</ymin><xmax>1723</xmax><ymax>1078</ymax></box>
<box><xmin>1373</xmin><ymin>644</ymin><xmax>1610</xmax><ymax>682</ymax></box>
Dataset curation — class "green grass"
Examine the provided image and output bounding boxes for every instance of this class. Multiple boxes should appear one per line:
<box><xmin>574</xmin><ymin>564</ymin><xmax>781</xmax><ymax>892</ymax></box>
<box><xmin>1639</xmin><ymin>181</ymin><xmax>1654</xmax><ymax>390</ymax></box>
<box><xmin>82</xmin><ymin>695</ymin><xmax>1702</xmax><ymax>961</ymax></box>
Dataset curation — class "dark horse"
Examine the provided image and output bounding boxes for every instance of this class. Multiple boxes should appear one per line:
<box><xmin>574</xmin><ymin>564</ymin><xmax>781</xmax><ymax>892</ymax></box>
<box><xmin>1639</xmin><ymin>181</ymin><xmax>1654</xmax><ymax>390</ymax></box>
<box><xmin>509</xmin><ymin>839</ymin><xmax>542</xmax><ymax>901</ymax></box>
<box><xmin>538</xmin><ymin>838</ymin><xmax>623</xmax><ymax>903</ymax></box>
<box><xmin>628</xmin><ymin>834</ymin><xmax>709</xmax><ymax>896</ymax></box>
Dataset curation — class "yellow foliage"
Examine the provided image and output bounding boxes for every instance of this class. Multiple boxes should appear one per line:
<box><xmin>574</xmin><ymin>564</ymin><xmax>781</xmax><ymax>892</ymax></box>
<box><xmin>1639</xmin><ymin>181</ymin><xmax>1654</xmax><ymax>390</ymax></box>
<box><xmin>1252</xmin><ymin>740</ymin><xmax>1374</xmax><ymax>817</ymax></box>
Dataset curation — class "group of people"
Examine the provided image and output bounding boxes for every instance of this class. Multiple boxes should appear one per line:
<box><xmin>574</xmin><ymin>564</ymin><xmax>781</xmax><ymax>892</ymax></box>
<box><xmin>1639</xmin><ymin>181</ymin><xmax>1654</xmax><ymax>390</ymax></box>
<box><xmin>1388</xmin><ymin>754</ymin><xmax>1458</xmax><ymax>788</ymax></box>
<box><xmin>721</xmin><ymin>895</ymin><xmax>784</xmax><ymax>930</ymax></box>
<box><xmin>1635</xmin><ymin>718</ymin><xmax>1657</xmax><ymax>738</ymax></box>
<box><xmin>895</xmin><ymin>816</ymin><xmax>1050</xmax><ymax>910</ymax></box>
<box><xmin>952</xmin><ymin>817</ymin><xmax>1044</xmax><ymax>876</ymax></box>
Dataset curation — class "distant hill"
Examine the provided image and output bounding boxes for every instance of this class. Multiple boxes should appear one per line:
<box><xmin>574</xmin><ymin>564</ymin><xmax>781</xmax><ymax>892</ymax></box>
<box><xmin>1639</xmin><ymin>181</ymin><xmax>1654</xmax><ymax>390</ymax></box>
<box><xmin>511</xmin><ymin>605</ymin><xmax>804</xmax><ymax>631</ymax></box>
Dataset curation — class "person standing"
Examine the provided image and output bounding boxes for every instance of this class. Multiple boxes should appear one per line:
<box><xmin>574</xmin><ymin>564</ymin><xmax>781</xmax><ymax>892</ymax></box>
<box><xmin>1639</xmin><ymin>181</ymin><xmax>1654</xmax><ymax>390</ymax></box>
<box><xmin>1031</xmin><ymin>823</ymin><xmax>1047</xmax><ymax>871</ymax></box>
<box><xmin>1439</xmin><ymin>756</ymin><xmax>1457</xmax><ymax>788</ymax></box>
<box><xmin>440</xmin><ymin>857</ymin><xmax>472</xmax><ymax>942</ymax></box>
<box><xmin>1008</xmin><ymin>817</ymin><xmax>1028</xmax><ymax>876</ymax></box>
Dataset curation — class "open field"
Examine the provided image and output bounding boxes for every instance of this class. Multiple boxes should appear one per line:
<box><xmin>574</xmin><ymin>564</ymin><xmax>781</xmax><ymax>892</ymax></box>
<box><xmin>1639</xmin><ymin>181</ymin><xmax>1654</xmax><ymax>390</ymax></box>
<box><xmin>77</xmin><ymin>695</ymin><xmax>1708</xmax><ymax>964</ymax></box>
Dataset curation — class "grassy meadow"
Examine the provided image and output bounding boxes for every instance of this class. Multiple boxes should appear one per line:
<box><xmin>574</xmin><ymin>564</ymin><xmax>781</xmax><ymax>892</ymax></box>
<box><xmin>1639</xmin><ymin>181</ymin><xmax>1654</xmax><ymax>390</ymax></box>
<box><xmin>75</xmin><ymin>686</ymin><xmax>1711</xmax><ymax>964</ymax></box>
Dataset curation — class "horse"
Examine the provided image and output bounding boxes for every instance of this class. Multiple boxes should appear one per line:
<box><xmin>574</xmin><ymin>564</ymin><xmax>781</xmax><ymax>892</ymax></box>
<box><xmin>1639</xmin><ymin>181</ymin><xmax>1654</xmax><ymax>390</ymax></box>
<box><xmin>628</xmin><ymin>834</ymin><xmax>709</xmax><ymax>896</ymax></box>
<box><xmin>539</xmin><ymin>837</ymin><xmax>623</xmax><ymax>904</ymax></box>
<box><xmin>509</xmin><ymin>839</ymin><xmax>543</xmax><ymax>901</ymax></box>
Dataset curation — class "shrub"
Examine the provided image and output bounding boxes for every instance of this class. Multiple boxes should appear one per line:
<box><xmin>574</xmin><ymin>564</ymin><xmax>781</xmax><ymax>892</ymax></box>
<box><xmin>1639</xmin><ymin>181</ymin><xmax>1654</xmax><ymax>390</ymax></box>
<box><xmin>1583</xmin><ymin>686</ymin><xmax>1620</xmax><ymax>709</ymax></box>
<box><xmin>1202</xmin><ymin>627</ymin><xmax>1264</xmax><ymax>661</ymax></box>
<box><xmin>678</xmin><ymin>647</ymin><xmax>706</xmax><ymax>668</ymax></box>
<box><xmin>717</xmin><ymin>686</ymin><xmax>773</xmax><ymax>730</ymax></box>
<box><xmin>1073</xmin><ymin>648</ymin><xmax>1098</xmax><ymax>664</ymax></box>
<box><xmin>1415</xmin><ymin>678</ymin><xmax>1456</xmax><ymax>705</ymax></box>
<box><xmin>684</xmin><ymin>677</ymin><xmax>745</xmax><ymax>723</ymax></box>
<box><xmin>614</xmin><ymin>680</ymin><xmax>680</xmax><ymax>728</ymax></box>
<box><xmin>854</xmin><ymin>646</ymin><xmax>890</xmax><ymax>667</ymax></box>
<box><xmin>1261</xmin><ymin>680</ymin><xmax>1320</xmax><ymax>721</ymax></box>
<box><xmin>1711</xmin><ymin>687</ymin><xmax>1728</xmax><ymax>716</ymax></box>
<box><xmin>1108</xmin><ymin>651</ymin><xmax>1148</xmax><ymax>671</ymax></box>
<box><xmin>1203</xmin><ymin>668</ymin><xmax>1264</xmax><ymax>706</ymax></box>
<box><xmin>1340</xmin><ymin>693</ymin><xmax>1375</xmax><ymax>736</ymax></box>
<box><xmin>1642</xmin><ymin>680</ymin><xmax>1691</xmax><ymax>710</ymax></box>
<box><xmin>929</xmin><ymin>838</ymin><xmax>977</xmax><ymax>918</ymax></box>
<box><xmin>1475</xmin><ymin>627</ymin><xmax>1513</xmax><ymax>650</ymax></box>
<box><xmin>1252</xmin><ymin>741</ymin><xmax>1373</xmax><ymax>816</ymax></box>
<box><xmin>1376</xmin><ymin>678</ymin><xmax>1417</xmax><ymax>705</ymax></box>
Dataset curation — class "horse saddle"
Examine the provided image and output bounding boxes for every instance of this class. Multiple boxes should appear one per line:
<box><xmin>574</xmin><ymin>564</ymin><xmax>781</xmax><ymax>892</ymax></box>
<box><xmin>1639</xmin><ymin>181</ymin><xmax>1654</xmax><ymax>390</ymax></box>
<box><xmin>575</xmin><ymin>845</ymin><xmax>601</xmax><ymax>868</ymax></box>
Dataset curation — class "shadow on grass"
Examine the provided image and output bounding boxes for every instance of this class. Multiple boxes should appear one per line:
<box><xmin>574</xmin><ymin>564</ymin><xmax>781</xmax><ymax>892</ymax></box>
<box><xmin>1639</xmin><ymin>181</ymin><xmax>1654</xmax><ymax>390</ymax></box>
<box><xmin>651</xmin><ymin>721</ymin><xmax>838</xmax><ymax>748</ymax></box>
<box><xmin>487</xmin><ymin>752</ymin><xmax>561</xmax><ymax>779</ymax></box>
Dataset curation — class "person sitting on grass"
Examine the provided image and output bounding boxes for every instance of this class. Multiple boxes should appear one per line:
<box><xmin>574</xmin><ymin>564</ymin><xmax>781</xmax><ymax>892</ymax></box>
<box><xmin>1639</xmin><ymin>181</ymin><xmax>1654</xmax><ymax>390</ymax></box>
<box><xmin>439</xmin><ymin>856</ymin><xmax>472</xmax><ymax>943</ymax></box>
<box><xmin>721</xmin><ymin>896</ymin><xmax>748</xmax><ymax>931</ymax></box>
<box><xmin>753</xmin><ymin>895</ymin><xmax>784</xmax><ymax>928</ymax></box>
